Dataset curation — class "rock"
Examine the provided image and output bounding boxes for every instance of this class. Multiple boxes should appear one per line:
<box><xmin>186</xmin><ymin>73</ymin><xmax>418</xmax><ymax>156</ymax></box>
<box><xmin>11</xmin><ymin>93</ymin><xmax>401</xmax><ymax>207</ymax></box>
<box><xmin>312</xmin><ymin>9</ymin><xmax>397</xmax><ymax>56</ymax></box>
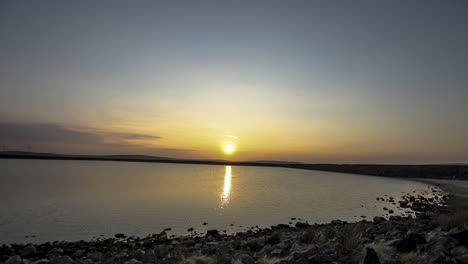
<box><xmin>373</xmin><ymin>217</ymin><xmax>386</xmax><ymax>223</ymax></box>
<box><xmin>5</xmin><ymin>255</ymin><xmax>23</xmax><ymax>264</ymax></box>
<box><xmin>33</xmin><ymin>259</ymin><xmax>50</xmax><ymax>264</ymax></box>
<box><xmin>49</xmin><ymin>256</ymin><xmax>74</xmax><ymax>264</ymax></box>
<box><xmin>450</xmin><ymin>230</ymin><xmax>468</xmax><ymax>247</ymax></box>
<box><xmin>363</xmin><ymin>248</ymin><xmax>381</xmax><ymax>264</ymax></box>
<box><xmin>187</xmin><ymin>228</ymin><xmax>194</xmax><ymax>232</ymax></box>
<box><xmin>308</xmin><ymin>254</ymin><xmax>335</xmax><ymax>264</ymax></box>
<box><xmin>141</xmin><ymin>249</ymin><xmax>156</xmax><ymax>263</ymax></box>
<box><xmin>232</xmin><ymin>254</ymin><xmax>254</xmax><ymax>264</ymax></box>
<box><xmin>206</xmin><ymin>229</ymin><xmax>219</xmax><ymax>236</ymax></box>
<box><xmin>425</xmin><ymin>234</ymin><xmax>460</xmax><ymax>260</ymax></box>
<box><xmin>294</xmin><ymin>258</ymin><xmax>308</xmax><ymax>264</ymax></box>
<box><xmin>292</xmin><ymin>246</ymin><xmax>320</xmax><ymax>260</ymax></box>
<box><xmin>154</xmin><ymin>244</ymin><xmax>169</xmax><ymax>257</ymax></box>
<box><xmin>48</xmin><ymin>248</ymin><xmax>63</xmax><ymax>255</ymax></box>
<box><xmin>71</xmin><ymin>250</ymin><xmax>85</xmax><ymax>258</ymax></box>
<box><xmin>277</xmin><ymin>240</ymin><xmax>291</xmax><ymax>250</ymax></box>
<box><xmin>295</xmin><ymin>222</ymin><xmax>310</xmax><ymax>228</ymax></box>
<box><xmin>389</xmin><ymin>216</ymin><xmax>402</xmax><ymax>221</ymax></box>
<box><xmin>125</xmin><ymin>259</ymin><xmax>142</xmax><ymax>264</ymax></box>
<box><xmin>457</xmin><ymin>254</ymin><xmax>468</xmax><ymax>264</ymax></box>
<box><xmin>86</xmin><ymin>252</ymin><xmax>103</xmax><ymax>261</ymax></box>
<box><xmin>203</xmin><ymin>222</ymin><xmax>208</xmax><ymax>225</ymax></box>
<box><xmin>19</xmin><ymin>245</ymin><xmax>37</xmax><ymax>258</ymax></box>
<box><xmin>395</xmin><ymin>233</ymin><xmax>426</xmax><ymax>253</ymax></box>
<box><xmin>451</xmin><ymin>246</ymin><xmax>468</xmax><ymax>256</ymax></box>
<box><xmin>158</xmin><ymin>231</ymin><xmax>168</xmax><ymax>242</ymax></box>
<box><xmin>255</xmin><ymin>245</ymin><xmax>273</xmax><ymax>258</ymax></box>
<box><xmin>388</xmin><ymin>210</ymin><xmax>394</xmax><ymax>214</ymax></box>
<box><xmin>114</xmin><ymin>233</ymin><xmax>126</xmax><ymax>238</ymax></box>
<box><xmin>162</xmin><ymin>256</ymin><xmax>184</xmax><ymax>264</ymax></box>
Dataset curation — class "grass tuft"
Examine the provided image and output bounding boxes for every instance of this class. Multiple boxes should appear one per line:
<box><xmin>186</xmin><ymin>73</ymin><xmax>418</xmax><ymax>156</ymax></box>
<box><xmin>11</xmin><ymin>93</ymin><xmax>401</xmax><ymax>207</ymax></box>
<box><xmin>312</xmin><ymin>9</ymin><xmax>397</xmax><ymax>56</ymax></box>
<box><xmin>337</xmin><ymin>224</ymin><xmax>365</xmax><ymax>256</ymax></box>
<box><xmin>302</xmin><ymin>226</ymin><xmax>318</xmax><ymax>244</ymax></box>
<box><xmin>400</xmin><ymin>252</ymin><xmax>433</xmax><ymax>264</ymax></box>
<box><xmin>432</xmin><ymin>210</ymin><xmax>468</xmax><ymax>230</ymax></box>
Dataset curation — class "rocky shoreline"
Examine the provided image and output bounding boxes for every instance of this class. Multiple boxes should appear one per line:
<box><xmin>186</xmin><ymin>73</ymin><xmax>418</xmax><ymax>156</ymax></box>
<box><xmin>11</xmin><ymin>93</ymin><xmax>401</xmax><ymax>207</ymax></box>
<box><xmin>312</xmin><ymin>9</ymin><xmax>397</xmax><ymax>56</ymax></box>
<box><xmin>1</xmin><ymin>187</ymin><xmax>467</xmax><ymax>264</ymax></box>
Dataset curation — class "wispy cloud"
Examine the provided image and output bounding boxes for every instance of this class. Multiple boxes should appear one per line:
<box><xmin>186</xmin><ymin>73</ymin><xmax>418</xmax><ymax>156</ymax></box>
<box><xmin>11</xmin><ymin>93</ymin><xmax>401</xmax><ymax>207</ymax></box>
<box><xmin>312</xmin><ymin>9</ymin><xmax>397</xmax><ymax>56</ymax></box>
<box><xmin>0</xmin><ymin>122</ymin><xmax>160</xmax><ymax>146</ymax></box>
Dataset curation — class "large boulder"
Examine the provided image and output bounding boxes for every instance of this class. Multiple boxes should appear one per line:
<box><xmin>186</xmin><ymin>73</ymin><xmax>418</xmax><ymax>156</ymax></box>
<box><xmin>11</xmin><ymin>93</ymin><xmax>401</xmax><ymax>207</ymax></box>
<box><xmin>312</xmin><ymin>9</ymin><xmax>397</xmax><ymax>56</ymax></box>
<box><xmin>19</xmin><ymin>245</ymin><xmax>36</xmax><ymax>258</ymax></box>
<box><xmin>232</xmin><ymin>254</ymin><xmax>254</xmax><ymax>264</ymax></box>
<box><xmin>5</xmin><ymin>255</ymin><xmax>23</xmax><ymax>264</ymax></box>
<box><xmin>49</xmin><ymin>256</ymin><xmax>74</xmax><ymax>264</ymax></box>
<box><xmin>394</xmin><ymin>233</ymin><xmax>426</xmax><ymax>253</ymax></box>
<box><xmin>363</xmin><ymin>248</ymin><xmax>381</xmax><ymax>264</ymax></box>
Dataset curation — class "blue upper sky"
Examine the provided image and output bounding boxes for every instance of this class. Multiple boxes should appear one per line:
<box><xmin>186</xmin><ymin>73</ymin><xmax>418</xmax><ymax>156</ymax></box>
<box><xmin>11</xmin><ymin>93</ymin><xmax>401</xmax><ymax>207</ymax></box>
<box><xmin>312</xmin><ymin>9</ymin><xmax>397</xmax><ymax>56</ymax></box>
<box><xmin>0</xmin><ymin>0</ymin><xmax>467</xmax><ymax>163</ymax></box>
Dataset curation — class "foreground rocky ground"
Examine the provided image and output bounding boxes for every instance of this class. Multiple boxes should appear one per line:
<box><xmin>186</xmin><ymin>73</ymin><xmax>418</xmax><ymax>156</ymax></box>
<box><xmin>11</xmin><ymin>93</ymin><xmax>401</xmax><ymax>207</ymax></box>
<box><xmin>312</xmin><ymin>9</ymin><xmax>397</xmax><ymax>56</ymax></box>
<box><xmin>1</xmin><ymin>191</ymin><xmax>467</xmax><ymax>264</ymax></box>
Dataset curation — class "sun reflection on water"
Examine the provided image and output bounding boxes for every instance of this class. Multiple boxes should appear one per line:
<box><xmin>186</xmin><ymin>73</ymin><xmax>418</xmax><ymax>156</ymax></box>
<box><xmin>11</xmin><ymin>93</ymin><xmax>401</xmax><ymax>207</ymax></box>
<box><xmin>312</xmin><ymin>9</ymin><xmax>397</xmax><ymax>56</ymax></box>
<box><xmin>220</xmin><ymin>166</ymin><xmax>232</xmax><ymax>208</ymax></box>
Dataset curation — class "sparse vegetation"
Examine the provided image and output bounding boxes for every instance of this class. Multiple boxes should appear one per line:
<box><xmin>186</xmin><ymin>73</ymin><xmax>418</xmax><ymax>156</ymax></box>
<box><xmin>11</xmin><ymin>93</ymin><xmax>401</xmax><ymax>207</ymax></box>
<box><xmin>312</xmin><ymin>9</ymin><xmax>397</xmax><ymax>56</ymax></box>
<box><xmin>400</xmin><ymin>252</ymin><xmax>433</xmax><ymax>264</ymax></box>
<box><xmin>433</xmin><ymin>210</ymin><xmax>468</xmax><ymax>230</ymax></box>
<box><xmin>302</xmin><ymin>226</ymin><xmax>317</xmax><ymax>244</ymax></box>
<box><xmin>400</xmin><ymin>216</ymin><xmax>418</xmax><ymax>232</ymax></box>
<box><xmin>337</xmin><ymin>224</ymin><xmax>365</xmax><ymax>256</ymax></box>
<box><xmin>266</xmin><ymin>231</ymin><xmax>281</xmax><ymax>246</ymax></box>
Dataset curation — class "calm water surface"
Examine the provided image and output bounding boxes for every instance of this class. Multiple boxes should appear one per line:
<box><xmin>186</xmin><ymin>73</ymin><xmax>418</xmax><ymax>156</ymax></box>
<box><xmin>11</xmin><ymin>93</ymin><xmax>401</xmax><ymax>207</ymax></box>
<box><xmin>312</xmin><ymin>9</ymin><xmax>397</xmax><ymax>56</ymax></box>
<box><xmin>0</xmin><ymin>159</ymin><xmax>439</xmax><ymax>244</ymax></box>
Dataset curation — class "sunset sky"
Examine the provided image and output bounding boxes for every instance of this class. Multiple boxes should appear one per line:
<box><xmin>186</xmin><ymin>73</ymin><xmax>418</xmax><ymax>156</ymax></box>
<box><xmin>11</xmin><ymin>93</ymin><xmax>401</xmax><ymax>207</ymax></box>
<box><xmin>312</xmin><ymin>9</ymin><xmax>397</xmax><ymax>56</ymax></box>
<box><xmin>1</xmin><ymin>0</ymin><xmax>467</xmax><ymax>164</ymax></box>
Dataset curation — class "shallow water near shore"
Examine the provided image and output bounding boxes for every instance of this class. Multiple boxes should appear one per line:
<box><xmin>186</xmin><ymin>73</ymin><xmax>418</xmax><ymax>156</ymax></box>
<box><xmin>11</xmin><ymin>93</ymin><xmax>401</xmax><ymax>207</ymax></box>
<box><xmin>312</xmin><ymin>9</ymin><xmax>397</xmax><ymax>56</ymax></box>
<box><xmin>0</xmin><ymin>159</ymin><xmax>441</xmax><ymax>244</ymax></box>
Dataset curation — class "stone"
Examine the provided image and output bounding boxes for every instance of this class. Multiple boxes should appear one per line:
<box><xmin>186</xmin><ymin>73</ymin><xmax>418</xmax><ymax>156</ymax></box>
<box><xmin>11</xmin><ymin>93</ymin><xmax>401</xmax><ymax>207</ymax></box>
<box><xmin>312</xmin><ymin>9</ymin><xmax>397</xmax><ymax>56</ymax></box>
<box><xmin>206</xmin><ymin>229</ymin><xmax>219</xmax><ymax>236</ymax></box>
<box><xmin>373</xmin><ymin>217</ymin><xmax>385</xmax><ymax>223</ymax></box>
<box><xmin>5</xmin><ymin>255</ymin><xmax>23</xmax><ymax>264</ymax></box>
<box><xmin>114</xmin><ymin>233</ymin><xmax>126</xmax><ymax>238</ymax></box>
<box><xmin>162</xmin><ymin>256</ymin><xmax>184</xmax><ymax>264</ymax></box>
<box><xmin>294</xmin><ymin>258</ymin><xmax>308</xmax><ymax>264</ymax></box>
<box><xmin>187</xmin><ymin>228</ymin><xmax>194</xmax><ymax>232</ymax></box>
<box><xmin>33</xmin><ymin>259</ymin><xmax>50</xmax><ymax>264</ymax></box>
<box><xmin>48</xmin><ymin>248</ymin><xmax>63</xmax><ymax>255</ymax></box>
<box><xmin>363</xmin><ymin>248</ymin><xmax>381</xmax><ymax>264</ymax></box>
<box><xmin>125</xmin><ymin>259</ymin><xmax>142</xmax><ymax>264</ymax></box>
<box><xmin>451</xmin><ymin>246</ymin><xmax>468</xmax><ymax>256</ymax></box>
<box><xmin>86</xmin><ymin>252</ymin><xmax>103</xmax><ymax>261</ymax></box>
<box><xmin>71</xmin><ymin>250</ymin><xmax>85</xmax><ymax>258</ymax></box>
<box><xmin>295</xmin><ymin>222</ymin><xmax>310</xmax><ymax>228</ymax></box>
<box><xmin>49</xmin><ymin>256</ymin><xmax>74</xmax><ymax>264</ymax></box>
<box><xmin>450</xmin><ymin>230</ymin><xmax>468</xmax><ymax>247</ymax></box>
<box><xmin>232</xmin><ymin>254</ymin><xmax>254</xmax><ymax>264</ymax></box>
<box><xmin>389</xmin><ymin>216</ymin><xmax>402</xmax><ymax>221</ymax></box>
<box><xmin>456</xmin><ymin>254</ymin><xmax>468</xmax><ymax>264</ymax></box>
<box><xmin>292</xmin><ymin>247</ymin><xmax>320</xmax><ymax>260</ymax></box>
<box><xmin>425</xmin><ymin>234</ymin><xmax>459</xmax><ymax>259</ymax></box>
<box><xmin>158</xmin><ymin>231</ymin><xmax>169</xmax><ymax>242</ymax></box>
<box><xmin>19</xmin><ymin>245</ymin><xmax>37</xmax><ymax>258</ymax></box>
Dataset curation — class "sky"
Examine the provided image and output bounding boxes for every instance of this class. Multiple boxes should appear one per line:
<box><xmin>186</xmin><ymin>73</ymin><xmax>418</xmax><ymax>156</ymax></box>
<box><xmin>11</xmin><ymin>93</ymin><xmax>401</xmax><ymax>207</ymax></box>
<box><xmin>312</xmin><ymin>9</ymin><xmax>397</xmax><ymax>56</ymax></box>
<box><xmin>0</xmin><ymin>0</ymin><xmax>467</xmax><ymax>164</ymax></box>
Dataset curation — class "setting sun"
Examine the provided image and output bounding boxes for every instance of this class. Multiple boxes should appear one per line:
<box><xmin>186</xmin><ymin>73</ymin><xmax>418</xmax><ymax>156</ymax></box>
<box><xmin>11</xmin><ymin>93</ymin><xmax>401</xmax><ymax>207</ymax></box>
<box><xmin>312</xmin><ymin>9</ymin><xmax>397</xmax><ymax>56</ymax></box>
<box><xmin>223</xmin><ymin>144</ymin><xmax>235</xmax><ymax>154</ymax></box>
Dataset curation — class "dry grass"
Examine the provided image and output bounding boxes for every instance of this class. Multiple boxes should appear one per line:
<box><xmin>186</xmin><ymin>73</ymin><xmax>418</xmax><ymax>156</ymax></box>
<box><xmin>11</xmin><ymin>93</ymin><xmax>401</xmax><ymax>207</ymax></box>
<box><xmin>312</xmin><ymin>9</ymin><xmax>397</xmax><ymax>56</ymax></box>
<box><xmin>337</xmin><ymin>224</ymin><xmax>365</xmax><ymax>256</ymax></box>
<box><xmin>400</xmin><ymin>252</ymin><xmax>433</xmax><ymax>264</ymax></box>
<box><xmin>256</xmin><ymin>257</ymin><xmax>288</xmax><ymax>264</ymax></box>
<box><xmin>432</xmin><ymin>210</ymin><xmax>468</xmax><ymax>230</ymax></box>
<box><xmin>400</xmin><ymin>217</ymin><xmax>418</xmax><ymax>232</ymax></box>
<box><xmin>266</xmin><ymin>231</ymin><xmax>282</xmax><ymax>246</ymax></box>
<box><xmin>184</xmin><ymin>256</ymin><xmax>215</xmax><ymax>264</ymax></box>
<box><xmin>302</xmin><ymin>226</ymin><xmax>318</xmax><ymax>244</ymax></box>
<box><xmin>323</xmin><ymin>227</ymin><xmax>336</xmax><ymax>240</ymax></box>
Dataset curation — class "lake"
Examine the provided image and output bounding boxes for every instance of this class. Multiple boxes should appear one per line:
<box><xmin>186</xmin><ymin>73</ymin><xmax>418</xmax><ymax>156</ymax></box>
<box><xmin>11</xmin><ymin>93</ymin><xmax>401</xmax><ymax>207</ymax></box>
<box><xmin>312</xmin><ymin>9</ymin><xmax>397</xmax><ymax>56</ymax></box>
<box><xmin>0</xmin><ymin>159</ymin><xmax>440</xmax><ymax>244</ymax></box>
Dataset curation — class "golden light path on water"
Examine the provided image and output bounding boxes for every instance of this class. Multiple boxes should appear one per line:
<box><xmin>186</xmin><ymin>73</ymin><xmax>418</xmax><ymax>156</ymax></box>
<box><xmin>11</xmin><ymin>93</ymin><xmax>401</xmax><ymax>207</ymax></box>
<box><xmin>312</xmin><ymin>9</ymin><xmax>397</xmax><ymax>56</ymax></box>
<box><xmin>220</xmin><ymin>166</ymin><xmax>232</xmax><ymax>208</ymax></box>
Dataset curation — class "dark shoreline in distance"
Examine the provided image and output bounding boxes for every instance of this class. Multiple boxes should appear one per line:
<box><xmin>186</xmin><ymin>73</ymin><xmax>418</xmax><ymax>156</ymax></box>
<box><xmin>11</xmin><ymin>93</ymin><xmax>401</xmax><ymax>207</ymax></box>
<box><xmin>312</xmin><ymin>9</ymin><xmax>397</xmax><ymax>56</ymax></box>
<box><xmin>1</xmin><ymin>151</ymin><xmax>467</xmax><ymax>180</ymax></box>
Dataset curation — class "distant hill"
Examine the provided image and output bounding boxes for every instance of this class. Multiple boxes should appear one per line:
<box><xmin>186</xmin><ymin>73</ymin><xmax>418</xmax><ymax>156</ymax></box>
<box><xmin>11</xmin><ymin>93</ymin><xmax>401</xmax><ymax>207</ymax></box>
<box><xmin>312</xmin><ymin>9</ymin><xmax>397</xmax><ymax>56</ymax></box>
<box><xmin>1</xmin><ymin>151</ymin><xmax>467</xmax><ymax>180</ymax></box>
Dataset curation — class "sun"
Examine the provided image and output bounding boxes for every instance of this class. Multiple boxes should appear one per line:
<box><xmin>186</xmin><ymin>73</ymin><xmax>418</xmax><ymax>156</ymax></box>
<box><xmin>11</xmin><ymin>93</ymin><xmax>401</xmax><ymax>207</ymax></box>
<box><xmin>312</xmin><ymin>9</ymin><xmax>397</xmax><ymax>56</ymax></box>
<box><xmin>223</xmin><ymin>144</ymin><xmax>235</xmax><ymax>154</ymax></box>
